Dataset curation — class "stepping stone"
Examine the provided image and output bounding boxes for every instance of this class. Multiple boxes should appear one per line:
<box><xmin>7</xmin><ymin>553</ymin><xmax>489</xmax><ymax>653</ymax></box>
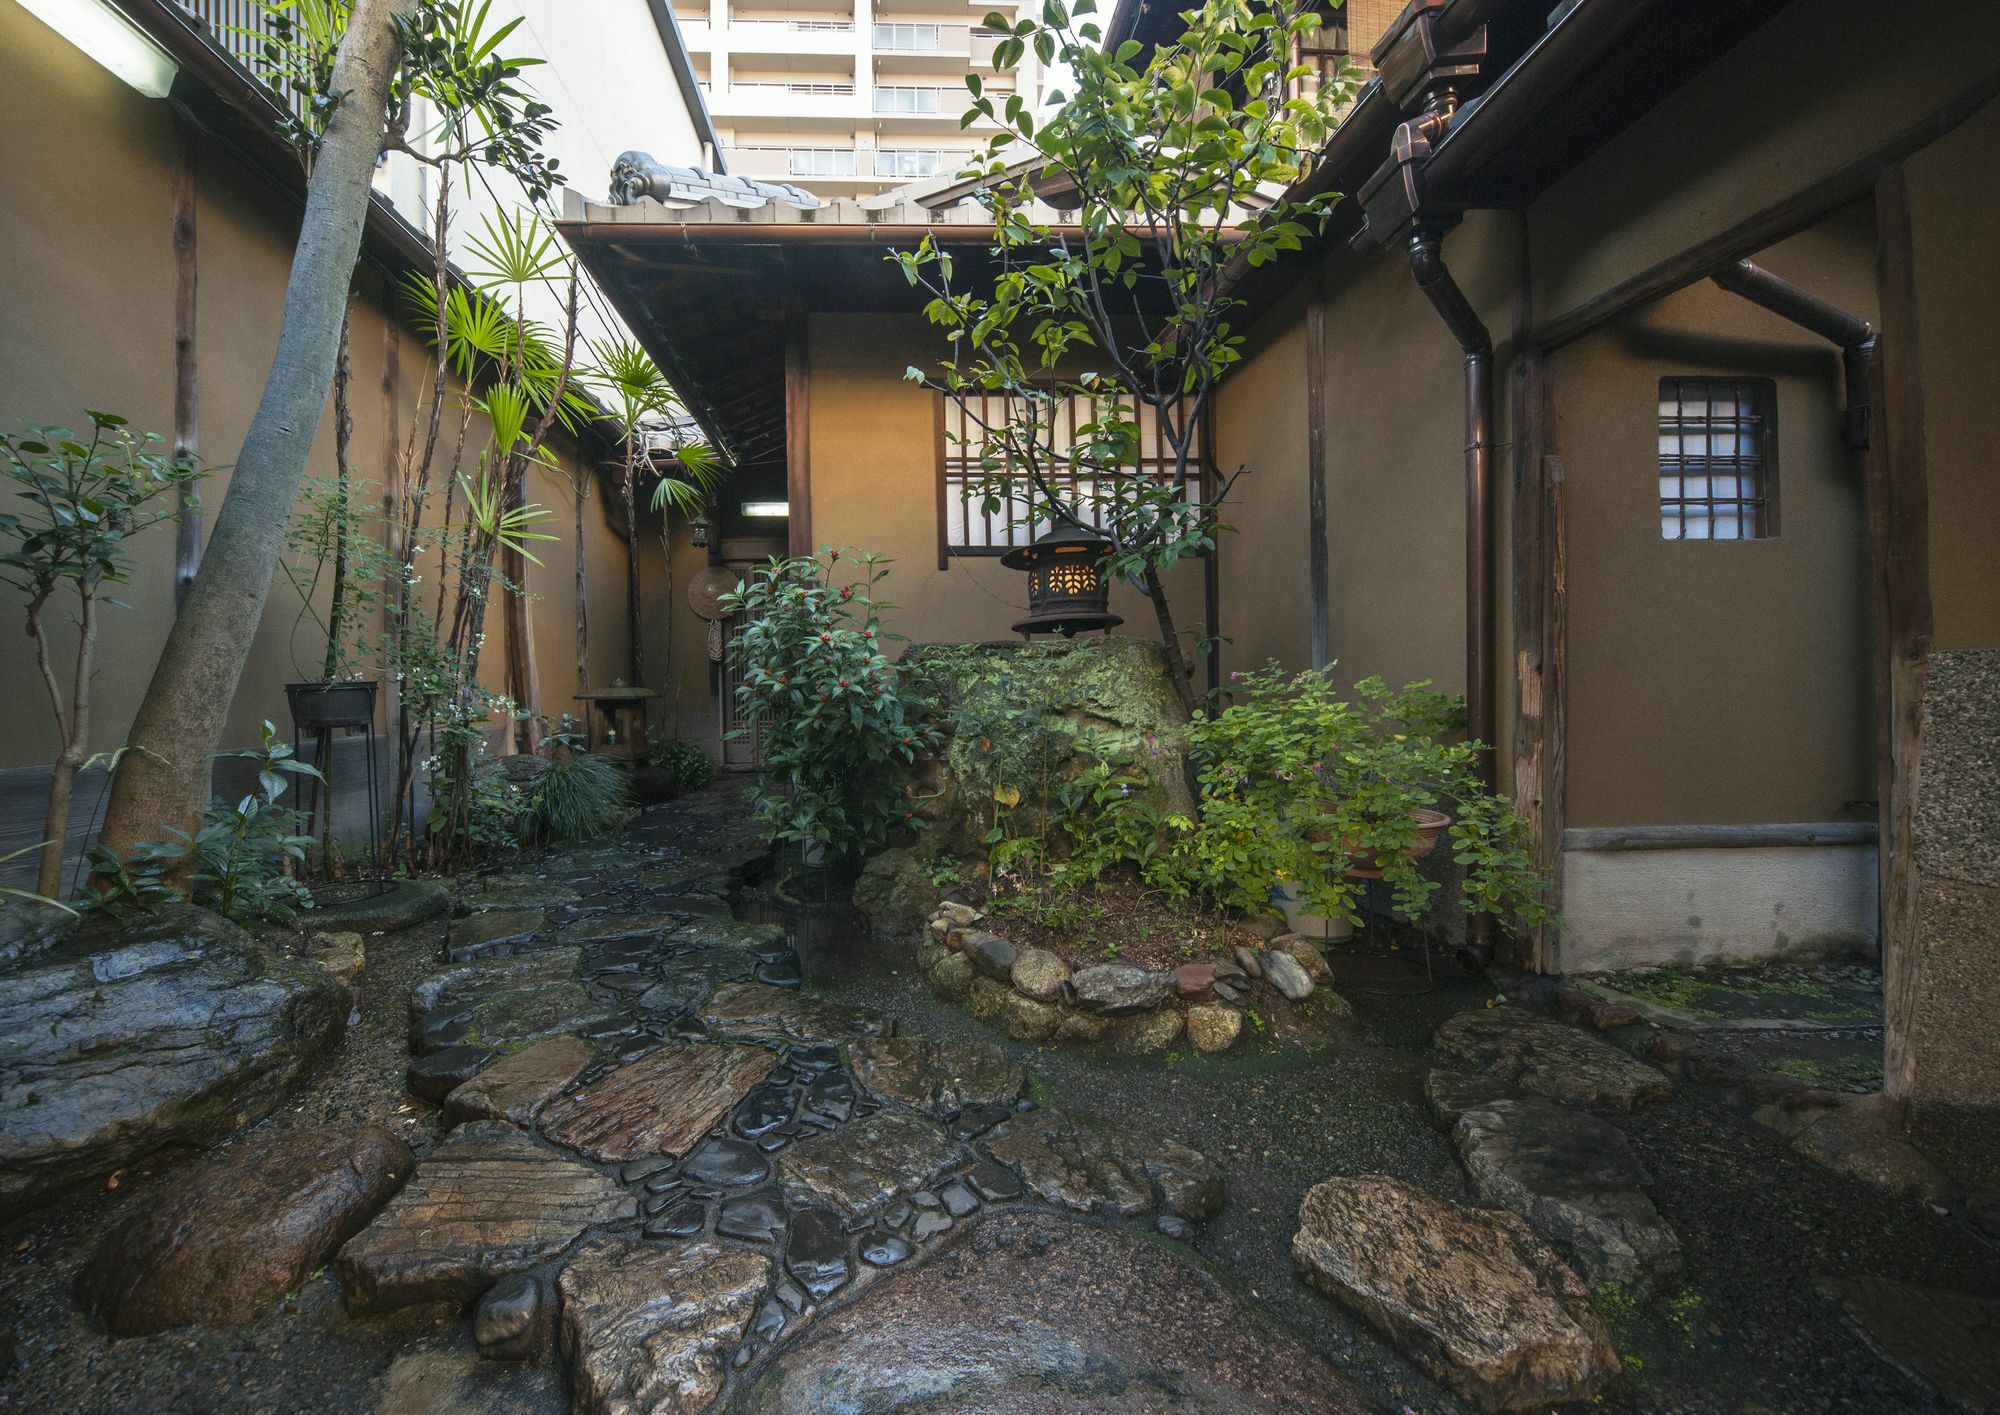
<box><xmin>645</xmin><ymin>1200</ymin><xmax>708</xmax><ymax>1240</ymax></box>
<box><xmin>308</xmin><ymin>879</ymin><xmax>449</xmax><ymax>934</ymax></box>
<box><xmin>408</xmin><ymin>949</ymin><xmax>600</xmax><ymax>1057</ymax></box>
<box><xmin>408</xmin><ymin>1045</ymin><xmax>495</xmax><ymax>1103</ymax></box>
<box><xmin>983</xmin><ymin>1108</ymin><xmax>1223</xmax><ymax>1224</ymax></box>
<box><xmin>1819</xmin><ymin>1275</ymin><xmax>2000</xmax><ymax>1414</ymax></box>
<box><xmin>737</xmin><ymin>1211</ymin><xmax>1372</xmax><ymax>1413</ymax></box>
<box><xmin>785</xmin><ymin>1208</ymin><xmax>851</xmax><ymax>1299</ymax></box>
<box><xmin>456</xmin><ymin>879</ymin><xmax>579</xmax><ymax>915</ymax></box>
<box><xmin>846</xmin><ymin>1034</ymin><xmax>1025</xmax><ymax>1118</ymax></box>
<box><xmin>559</xmin><ymin>1239</ymin><xmax>768</xmax><ymax>1415</ymax></box>
<box><xmin>681</xmin><ymin>1137</ymin><xmax>771</xmax><ymax>1188</ymax></box>
<box><xmin>0</xmin><ymin>904</ymin><xmax>347</xmax><ymax>1210</ymax></box>
<box><xmin>334</xmin><ymin>1134</ymin><xmax>631</xmax><ymax>1314</ymax></box>
<box><xmin>732</xmin><ymin>1082</ymin><xmax>799</xmax><ymax>1139</ymax></box>
<box><xmin>1454</xmin><ymin>1098</ymin><xmax>1685</xmax><ymax>1299</ymax></box>
<box><xmin>700</xmin><ymin>983</ymin><xmax>889</xmax><ymax>1048</ymax></box>
<box><xmin>966</xmin><ymin>1160</ymin><xmax>1022</xmax><ymax>1202</ymax></box>
<box><xmin>445</xmin><ymin>909</ymin><xmax>547</xmax><ymax>963</ymax></box>
<box><xmin>554</xmin><ymin>913</ymin><xmax>677</xmax><ymax>945</ymax></box>
<box><xmin>1292</xmin><ymin>1174</ymin><xmax>1618</xmax><ymax>1411</ymax></box>
<box><xmin>474</xmin><ymin>1272</ymin><xmax>555</xmax><ymax>1363</ymax></box>
<box><xmin>1433</xmin><ymin>1006</ymin><xmax>1673</xmax><ymax>1110</ymax></box>
<box><xmin>443</xmin><ymin>1036</ymin><xmax>596</xmax><ymax>1128</ymax></box>
<box><xmin>380</xmin><ymin>1328</ymin><xmax>566</xmax><ymax>1414</ymax></box>
<box><xmin>75</xmin><ymin>1126</ymin><xmax>411</xmax><ymax>1335</ymax></box>
<box><xmin>778</xmin><ymin>1112</ymin><xmax>965</xmax><ymax>1219</ymax></box>
<box><xmin>540</xmin><ymin>1044</ymin><xmax>778</xmax><ymax>1165</ymax></box>
<box><xmin>1423</xmin><ymin>1068</ymin><xmax>1529</xmax><ymax>1128</ymax></box>
<box><xmin>858</xmin><ymin>1231</ymin><xmax>912</xmax><ymax>1267</ymax></box>
<box><xmin>1065</xmin><ymin>963</ymin><xmax>1172</xmax><ymax>1014</ymax></box>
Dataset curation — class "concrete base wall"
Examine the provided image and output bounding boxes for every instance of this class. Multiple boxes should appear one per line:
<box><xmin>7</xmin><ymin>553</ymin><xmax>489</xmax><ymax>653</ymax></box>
<box><xmin>1558</xmin><ymin>834</ymin><xmax>1879</xmax><ymax>973</ymax></box>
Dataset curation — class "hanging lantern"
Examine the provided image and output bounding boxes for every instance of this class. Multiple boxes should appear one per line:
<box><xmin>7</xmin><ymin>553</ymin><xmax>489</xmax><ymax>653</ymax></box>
<box><xmin>689</xmin><ymin>504</ymin><xmax>712</xmax><ymax>549</ymax></box>
<box><xmin>1000</xmin><ymin>528</ymin><xmax>1123</xmax><ymax>637</ymax></box>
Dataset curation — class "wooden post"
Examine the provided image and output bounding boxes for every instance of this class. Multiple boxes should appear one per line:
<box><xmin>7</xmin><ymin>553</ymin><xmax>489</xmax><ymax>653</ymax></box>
<box><xmin>1870</xmin><ymin>164</ymin><xmax>1935</xmax><ymax>1113</ymax></box>
<box><xmin>1305</xmin><ymin>290</ymin><xmax>1331</xmax><ymax>670</ymax></box>
<box><xmin>1510</xmin><ymin>338</ymin><xmax>1566</xmax><ymax>974</ymax></box>
<box><xmin>171</xmin><ymin>114</ymin><xmax>202</xmax><ymax>606</ymax></box>
<box><xmin>785</xmin><ymin>309</ymin><xmax>812</xmax><ymax>558</ymax></box>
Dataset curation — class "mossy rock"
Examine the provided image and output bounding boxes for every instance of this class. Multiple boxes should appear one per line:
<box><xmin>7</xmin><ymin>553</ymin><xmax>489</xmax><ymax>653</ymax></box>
<box><xmin>897</xmin><ymin>638</ymin><xmax>1193</xmax><ymax>856</ymax></box>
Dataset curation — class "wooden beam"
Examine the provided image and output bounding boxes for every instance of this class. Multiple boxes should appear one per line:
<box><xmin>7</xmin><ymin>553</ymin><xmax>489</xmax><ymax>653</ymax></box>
<box><xmin>785</xmin><ymin>310</ymin><xmax>812</xmax><ymax>558</ymax></box>
<box><xmin>1871</xmin><ymin>163</ymin><xmax>1936</xmax><ymax>1113</ymax></box>
<box><xmin>1531</xmin><ymin>70</ymin><xmax>2000</xmax><ymax>353</ymax></box>
<box><xmin>170</xmin><ymin>113</ymin><xmax>201</xmax><ymax>607</ymax></box>
<box><xmin>1305</xmin><ymin>290</ymin><xmax>1331</xmax><ymax>669</ymax></box>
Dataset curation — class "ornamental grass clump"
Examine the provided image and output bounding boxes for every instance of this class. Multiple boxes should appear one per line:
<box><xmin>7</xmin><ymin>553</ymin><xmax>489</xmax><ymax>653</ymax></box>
<box><xmin>721</xmin><ymin>549</ymin><xmax>939</xmax><ymax>863</ymax></box>
<box><xmin>1183</xmin><ymin>664</ymin><xmax>1550</xmax><ymax>931</ymax></box>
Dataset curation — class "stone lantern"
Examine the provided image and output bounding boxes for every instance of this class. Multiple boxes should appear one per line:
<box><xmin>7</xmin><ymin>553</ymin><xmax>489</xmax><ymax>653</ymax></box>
<box><xmin>1001</xmin><ymin>528</ymin><xmax>1123</xmax><ymax>637</ymax></box>
<box><xmin>574</xmin><ymin>680</ymin><xmax>658</xmax><ymax>766</ymax></box>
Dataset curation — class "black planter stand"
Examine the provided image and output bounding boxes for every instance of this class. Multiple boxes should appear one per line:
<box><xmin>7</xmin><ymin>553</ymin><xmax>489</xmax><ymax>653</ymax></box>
<box><xmin>285</xmin><ymin>681</ymin><xmax>385</xmax><ymax>895</ymax></box>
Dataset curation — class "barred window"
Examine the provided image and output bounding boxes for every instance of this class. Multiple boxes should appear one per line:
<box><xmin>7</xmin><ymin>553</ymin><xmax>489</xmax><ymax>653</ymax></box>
<box><xmin>936</xmin><ymin>391</ymin><xmax>1204</xmax><ymax>557</ymax></box>
<box><xmin>1658</xmin><ymin>377</ymin><xmax>1775</xmax><ymax>540</ymax></box>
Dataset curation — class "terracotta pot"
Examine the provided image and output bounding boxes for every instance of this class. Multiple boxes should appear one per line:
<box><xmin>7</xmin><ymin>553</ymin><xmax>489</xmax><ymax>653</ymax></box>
<box><xmin>1342</xmin><ymin>808</ymin><xmax>1452</xmax><ymax>880</ymax></box>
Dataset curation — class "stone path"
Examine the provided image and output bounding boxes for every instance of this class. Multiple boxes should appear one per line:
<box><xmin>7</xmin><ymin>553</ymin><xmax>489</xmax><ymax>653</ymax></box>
<box><xmin>88</xmin><ymin>788</ymin><xmax>1331</xmax><ymax>1413</ymax></box>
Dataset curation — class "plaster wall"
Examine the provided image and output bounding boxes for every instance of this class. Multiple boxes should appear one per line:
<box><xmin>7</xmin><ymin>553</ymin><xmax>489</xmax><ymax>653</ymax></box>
<box><xmin>0</xmin><ymin>1</ymin><xmax>637</xmax><ymax>872</ymax></box>
<box><xmin>805</xmin><ymin>313</ymin><xmax>1205</xmax><ymax>658</ymax></box>
<box><xmin>1558</xmin><ymin>844</ymin><xmax>1878</xmax><ymax>974</ymax></box>
<box><xmin>1551</xmin><ymin>208</ymin><xmax>1878</xmax><ymax>829</ymax></box>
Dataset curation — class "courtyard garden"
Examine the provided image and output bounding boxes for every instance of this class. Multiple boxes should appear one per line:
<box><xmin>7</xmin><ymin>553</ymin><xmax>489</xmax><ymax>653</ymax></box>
<box><xmin>1</xmin><ymin>0</ymin><xmax>1996</xmax><ymax>1411</ymax></box>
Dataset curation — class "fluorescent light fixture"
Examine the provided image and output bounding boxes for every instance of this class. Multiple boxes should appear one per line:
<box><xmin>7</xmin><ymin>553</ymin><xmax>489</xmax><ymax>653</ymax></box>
<box><xmin>741</xmin><ymin>501</ymin><xmax>790</xmax><ymax>518</ymax></box>
<box><xmin>19</xmin><ymin>0</ymin><xmax>178</xmax><ymax>99</ymax></box>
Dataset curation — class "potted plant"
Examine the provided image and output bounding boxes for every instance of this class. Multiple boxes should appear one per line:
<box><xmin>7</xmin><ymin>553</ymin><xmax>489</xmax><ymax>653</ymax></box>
<box><xmin>281</xmin><ymin>472</ymin><xmax>391</xmax><ymax>731</ymax></box>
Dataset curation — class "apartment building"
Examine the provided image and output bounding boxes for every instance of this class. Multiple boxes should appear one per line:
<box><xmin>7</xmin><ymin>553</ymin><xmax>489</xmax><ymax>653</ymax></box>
<box><xmin>679</xmin><ymin>0</ymin><xmax>1052</xmax><ymax>199</ymax></box>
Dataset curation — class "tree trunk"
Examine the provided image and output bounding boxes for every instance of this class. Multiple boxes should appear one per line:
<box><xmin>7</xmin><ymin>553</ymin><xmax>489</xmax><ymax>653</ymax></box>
<box><xmin>623</xmin><ymin>447</ymin><xmax>643</xmax><ymax>684</ymax></box>
<box><xmin>28</xmin><ymin>585</ymin><xmax>96</xmax><ymax>901</ymax></box>
<box><xmin>1140</xmin><ymin>563</ymin><xmax>1198</xmax><ymax>718</ymax></box>
<box><xmin>96</xmin><ymin>0</ymin><xmax>415</xmax><ymax>870</ymax></box>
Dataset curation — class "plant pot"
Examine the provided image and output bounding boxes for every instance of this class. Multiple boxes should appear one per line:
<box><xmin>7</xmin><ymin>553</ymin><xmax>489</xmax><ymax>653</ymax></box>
<box><xmin>1343</xmin><ymin>807</ymin><xmax>1452</xmax><ymax>880</ymax></box>
<box><xmin>1270</xmin><ymin>881</ymin><xmax>1356</xmax><ymax>942</ymax></box>
<box><xmin>286</xmin><ymin>680</ymin><xmax>379</xmax><ymax>732</ymax></box>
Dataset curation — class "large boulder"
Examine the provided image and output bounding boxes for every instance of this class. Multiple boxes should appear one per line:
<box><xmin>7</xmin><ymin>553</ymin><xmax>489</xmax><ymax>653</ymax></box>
<box><xmin>736</xmin><ymin>1210</ymin><xmax>1372</xmax><ymax>1413</ymax></box>
<box><xmin>897</xmin><ymin>639</ymin><xmax>1194</xmax><ymax>854</ymax></box>
<box><xmin>1293</xmin><ymin>1174</ymin><xmax>1619</xmax><ymax>1411</ymax></box>
<box><xmin>849</xmin><ymin>847</ymin><xmax>941</xmax><ymax>939</ymax></box>
<box><xmin>75</xmin><ymin>1125</ymin><xmax>411</xmax><ymax>1334</ymax></box>
<box><xmin>0</xmin><ymin>904</ymin><xmax>348</xmax><ymax>1209</ymax></box>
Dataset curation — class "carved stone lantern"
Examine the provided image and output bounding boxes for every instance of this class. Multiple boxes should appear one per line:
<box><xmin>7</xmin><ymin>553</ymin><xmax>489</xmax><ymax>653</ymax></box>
<box><xmin>1001</xmin><ymin>528</ymin><xmax>1123</xmax><ymax>637</ymax></box>
<box><xmin>573</xmin><ymin>680</ymin><xmax>658</xmax><ymax>766</ymax></box>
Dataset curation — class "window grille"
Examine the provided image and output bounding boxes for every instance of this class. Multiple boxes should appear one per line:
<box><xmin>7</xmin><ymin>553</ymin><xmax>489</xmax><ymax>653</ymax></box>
<box><xmin>937</xmin><ymin>391</ymin><xmax>1205</xmax><ymax>557</ymax></box>
<box><xmin>1657</xmin><ymin>378</ymin><xmax>1775</xmax><ymax>540</ymax></box>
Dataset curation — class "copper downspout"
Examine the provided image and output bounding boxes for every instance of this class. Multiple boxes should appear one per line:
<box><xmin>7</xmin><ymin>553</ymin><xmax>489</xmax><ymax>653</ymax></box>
<box><xmin>1710</xmin><ymin>259</ymin><xmax>1876</xmax><ymax>449</ymax></box>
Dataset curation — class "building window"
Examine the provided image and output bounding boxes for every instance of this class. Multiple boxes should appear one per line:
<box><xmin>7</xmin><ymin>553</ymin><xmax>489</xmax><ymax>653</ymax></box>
<box><xmin>1657</xmin><ymin>377</ymin><xmax>1775</xmax><ymax>540</ymax></box>
<box><xmin>937</xmin><ymin>392</ymin><xmax>1204</xmax><ymax>556</ymax></box>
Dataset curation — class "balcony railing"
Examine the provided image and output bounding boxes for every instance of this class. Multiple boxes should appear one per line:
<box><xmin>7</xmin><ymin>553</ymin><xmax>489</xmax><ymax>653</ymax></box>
<box><xmin>873</xmin><ymin>148</ymin><xmax>974</xmax><ymax>178</ymax></box>
<box><xmin>728</xmin><ymin>145</ymin><xmax>860</xmax><ymax>177</ymax></box>
<box><xmin>874</xmin><ymin>84</ymin><xmax>955</xmax><ymax>113</ymax></box>
<box><xmin>872</xmin><ymin>22</ymin><xmax>971</xmax><ymax>50</ymax></box>
<box><xmin>175</xmin><ymin>0</ymin><xmax>306</xmax><ymax>118</ymax></box>
<box><xmin>732</xmin><ymin>80</ymin><xmax>858</xmax><ymax>96</ymax></box>
<box><xmin>733</xmin><ymin>17</ymin><xmax>857</xmax><ymax>33</ymax></box>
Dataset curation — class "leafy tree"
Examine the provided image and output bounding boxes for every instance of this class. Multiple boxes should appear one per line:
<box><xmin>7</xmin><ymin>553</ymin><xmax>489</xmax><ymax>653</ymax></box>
<box><xmin>96</xmin><ymin>0</ymin><xmax>564</xmax><ymax>875</ymax></box>
<box><xmin>0</xmin><ymin>416</ymin><xmax>203</xmax><ymax>898</ymax></box>
<box><xmin>894</xmin><ymin>0</ymin><xmax>1353</xmax><ymax>713</ymax></box>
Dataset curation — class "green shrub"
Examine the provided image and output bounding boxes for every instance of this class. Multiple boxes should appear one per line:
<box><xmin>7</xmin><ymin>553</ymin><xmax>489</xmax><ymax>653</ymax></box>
<box><xmin>720</xmin><ymin>548</ymin><xmax>938</xmax><ymax>861</ymax></box>
<box><xmin>648</xmin><ymin>733</ymin><xmax>715</xmax><ymax>793</ymax></box>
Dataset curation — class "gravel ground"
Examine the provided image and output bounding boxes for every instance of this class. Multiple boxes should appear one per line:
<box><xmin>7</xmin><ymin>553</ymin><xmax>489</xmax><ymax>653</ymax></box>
<box><xmin>4</xmin><ymin>788</ymin><xmax>1994</xmax><ymax>1415</ymax></box>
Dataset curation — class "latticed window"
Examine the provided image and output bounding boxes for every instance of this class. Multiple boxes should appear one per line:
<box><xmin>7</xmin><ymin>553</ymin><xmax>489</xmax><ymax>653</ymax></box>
<box><xmin>1657</xmin><ymin>377</ymin><xmax>1775</xmax><ymax>540</ymax></box>
<box><xmin>936</xmin><ymin>391</ymin><xmax>1204</xmax><ymax>557</ymax></box>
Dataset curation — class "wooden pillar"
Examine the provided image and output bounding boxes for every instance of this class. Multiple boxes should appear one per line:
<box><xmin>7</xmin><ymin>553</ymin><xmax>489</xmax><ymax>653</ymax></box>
<box><xmin>1510</xmin><ymin>341</ymin><xmax>1566</xmax><ymax>974</ymax></box>
<box><xmin>785</xmin><ymin>309</ymin><xmax>812</xmax><ymax>559</ymax></box>
<box><xmin>1305</xmin><ymin>290</ymin><xmax>1331</xmax><ymax>670</ymax></box>
<box><xmin>1870</xmin><ymin>163</ymin><xmax>1935</xmax><ymax>1111</ymax></box>
<box><xmin>170</xmin><ymin>114</ymin><xmax>202</xmax><ymax>606</ymax></box>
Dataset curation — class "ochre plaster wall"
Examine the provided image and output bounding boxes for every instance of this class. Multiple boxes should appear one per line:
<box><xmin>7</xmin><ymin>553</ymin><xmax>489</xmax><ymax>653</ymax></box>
<box><xmin>1552</xmin><ymin>207</ymin><xmax>1878</xmax><ymax>828</ymax></box>
<box><xmin>806</xmin><ymin>313</ymin><xmax>1205</xmax><ymax>658</ymax></box>
<box><xmin>0</xmin><ymin>1</ymin><xmax>632</xmax><ymax>789</ymax></box>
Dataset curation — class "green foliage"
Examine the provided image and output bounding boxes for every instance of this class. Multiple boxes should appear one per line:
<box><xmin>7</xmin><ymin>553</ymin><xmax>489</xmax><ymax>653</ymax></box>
<box><xmin>720</xmin><ymin>549</ymin><xmax>939</xmax><ymax>861</ymax></box>
<box><xmin>0</xmin><ymin>845</ymin><xmax>79</xmax><ymax>916</ymax></box>
<box><xmin>1050</xmin><ymin>760</ymin><xmax>1186</xmax><ymax>898</ymax></box>
<box><xmin>281</xmin><ymin>473</ymin><xmax>397</xmax><ymax>681</ymax></box>
<box><xmin>646</xmin><ymin>732</ymin><xmax>715</xmax><ymax>793</ymax></box>
<box><xmin>1175</xmin><ymin>664</ymin><xmax>1548</xmax><ymax>929</ymax></box>
<box><xmin>0</xmin><ymin>414</ymin><xmax>204</xmax><ymax>608</ymax></box>
<box><xmin>525</xmin><ymin>749</ymin><xmax>632</xmax><ymax>844</ymax></box>
<box><xmin>91</xmin><ymin>722</ymin><xmax>323</xmax><ymax>925</ymax></box>
<box><xmin>891</xmin><ymin>0</ymin><xmax>1354</xmax><ymax>695</ymax></box>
